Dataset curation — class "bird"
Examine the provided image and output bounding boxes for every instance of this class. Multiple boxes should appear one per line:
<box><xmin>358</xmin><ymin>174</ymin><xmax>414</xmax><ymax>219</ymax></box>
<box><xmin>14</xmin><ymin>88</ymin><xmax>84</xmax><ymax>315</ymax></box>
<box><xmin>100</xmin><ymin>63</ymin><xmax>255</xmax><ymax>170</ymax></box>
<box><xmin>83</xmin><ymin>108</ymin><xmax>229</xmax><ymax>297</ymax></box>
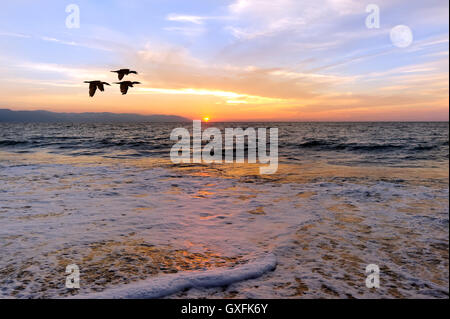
<box><xmin>114</xmin><ymin>81</ymin><xmax>141</xmax><ymax>95</ymax></box>
<box><xmin>84</xmin><ymin>81</ymin><xmax>110</xmax><ymax>97</ymax></box>
<box><xmin>111</xmin><ymin>69</ymin><xmax>138</xmax><ymax>80</ymax></box>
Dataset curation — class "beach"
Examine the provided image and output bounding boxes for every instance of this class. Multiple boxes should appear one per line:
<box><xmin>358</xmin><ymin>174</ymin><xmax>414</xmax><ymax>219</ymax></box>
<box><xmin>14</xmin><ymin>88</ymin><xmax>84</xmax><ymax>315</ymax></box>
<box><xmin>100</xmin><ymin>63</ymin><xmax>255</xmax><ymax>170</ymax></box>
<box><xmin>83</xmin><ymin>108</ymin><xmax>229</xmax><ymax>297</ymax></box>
<box><xmin>0</xmin><ymin>122</ymin><xmax>448</xmax><ymax>298</ymax></box>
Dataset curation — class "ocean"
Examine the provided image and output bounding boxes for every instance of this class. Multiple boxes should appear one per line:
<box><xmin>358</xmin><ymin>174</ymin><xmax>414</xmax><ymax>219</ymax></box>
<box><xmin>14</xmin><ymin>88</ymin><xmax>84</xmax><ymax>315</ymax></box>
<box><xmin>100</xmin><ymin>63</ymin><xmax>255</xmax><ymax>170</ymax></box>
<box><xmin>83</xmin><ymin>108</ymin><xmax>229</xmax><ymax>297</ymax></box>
<box><xmin>0</xmin><ymin>122</ymin><xmax>448</xmax><ymax>298</ymax></box>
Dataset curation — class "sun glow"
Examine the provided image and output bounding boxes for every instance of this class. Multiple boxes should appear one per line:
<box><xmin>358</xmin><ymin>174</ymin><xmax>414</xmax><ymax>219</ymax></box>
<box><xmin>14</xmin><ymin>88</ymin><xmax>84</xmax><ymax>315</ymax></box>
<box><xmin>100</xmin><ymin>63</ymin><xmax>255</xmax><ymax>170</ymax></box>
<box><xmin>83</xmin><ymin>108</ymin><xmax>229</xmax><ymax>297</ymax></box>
<box><xmin>135</xmin><ymin>87</ymin><xmax>290</xmax><ymax>104</ymax></box>
<box><xmin>203</xmin><ymin>117</ymin><xmax>210</xmax><ymax>122</ymax></box>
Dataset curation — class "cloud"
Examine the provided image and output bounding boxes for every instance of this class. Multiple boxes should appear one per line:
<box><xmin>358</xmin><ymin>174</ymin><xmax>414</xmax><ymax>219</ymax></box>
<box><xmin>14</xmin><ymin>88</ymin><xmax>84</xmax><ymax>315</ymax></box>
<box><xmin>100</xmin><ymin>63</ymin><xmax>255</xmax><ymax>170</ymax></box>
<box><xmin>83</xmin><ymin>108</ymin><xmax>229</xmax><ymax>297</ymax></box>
<box><xmin>118</xmin><ymin>30</ymin><xmax>448</xmax><ymax>119</ymax></box>
<box><xmin>1</xmin><ymin>30</ymin><xmax>116</xmax><ymax>52</ymax></box>
<box><xmin>226</xmin><ymin>0</ymin><xmax>366</xmax><ymax>40</ymax></box>
<box><xmin>119</xmin><ymin>40</ymin><xmax>365</xmax><ymax>113</ymax></box>
<box><xmin>1</xmin><ymin>1</ymin><xmax>447</xmax><ymax>120</ymax></box>
<box><xmin>166</xmin><ymin>13</ymin><xmax>232</xmax><ymax>24</ymax></box>
<box><xmin>41</xmin><ymin>36</ymin><xmax>78</xmax><ymax>46</ymax></box>
<box><xmin>166</xmin><ymin>14</ymin><xmax>207</xmax><ymax>25</ymax></box>
<box><xmin>18</xmin><ymin>62</ymin><xmax>109</xmax><ymax>80</ymax></box>
<box><xmin>0</xmin><ymin>31</ymin><xmax>31</xmax><ymax>38</ymax></box>
<box><xmin>40</xmin><ymin>34</ymin><xmax>117</xmax><ymax>52</ymax></box>
<box><xmin>135</xmin><ymin>87</ymin><xmax>289</xmax><ymax>105</ymax></box>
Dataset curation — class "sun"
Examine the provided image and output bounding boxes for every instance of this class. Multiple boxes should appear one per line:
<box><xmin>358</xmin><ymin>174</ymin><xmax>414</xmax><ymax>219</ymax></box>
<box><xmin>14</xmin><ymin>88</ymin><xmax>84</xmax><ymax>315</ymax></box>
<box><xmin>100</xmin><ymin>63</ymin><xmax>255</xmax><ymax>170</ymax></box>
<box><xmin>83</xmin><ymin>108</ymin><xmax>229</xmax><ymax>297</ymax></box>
<box><xmin>203</xmin><ymin>117</ymin><xmax>210</xmax><ymax>122</ymax></box>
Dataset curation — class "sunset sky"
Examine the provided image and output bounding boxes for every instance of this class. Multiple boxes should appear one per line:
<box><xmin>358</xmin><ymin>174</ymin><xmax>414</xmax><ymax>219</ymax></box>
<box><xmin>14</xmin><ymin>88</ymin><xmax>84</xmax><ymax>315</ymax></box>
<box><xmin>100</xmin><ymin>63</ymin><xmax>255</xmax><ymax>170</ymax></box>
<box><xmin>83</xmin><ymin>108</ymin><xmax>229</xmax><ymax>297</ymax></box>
<box><xmin>0</xmin><ymin>0</ymin><xmax>448</xmax><ymax>121</ymax></box>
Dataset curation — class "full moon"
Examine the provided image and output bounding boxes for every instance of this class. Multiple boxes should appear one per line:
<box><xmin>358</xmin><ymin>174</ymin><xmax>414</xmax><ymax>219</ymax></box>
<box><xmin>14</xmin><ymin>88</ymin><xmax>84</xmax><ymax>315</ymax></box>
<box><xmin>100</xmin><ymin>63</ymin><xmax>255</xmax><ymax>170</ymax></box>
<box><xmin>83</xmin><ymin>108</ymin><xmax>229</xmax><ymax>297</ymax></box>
<box><xmin>390</xmin><ymin>25</ymin><xmax>413</xmax><ymax>48</ymax></box>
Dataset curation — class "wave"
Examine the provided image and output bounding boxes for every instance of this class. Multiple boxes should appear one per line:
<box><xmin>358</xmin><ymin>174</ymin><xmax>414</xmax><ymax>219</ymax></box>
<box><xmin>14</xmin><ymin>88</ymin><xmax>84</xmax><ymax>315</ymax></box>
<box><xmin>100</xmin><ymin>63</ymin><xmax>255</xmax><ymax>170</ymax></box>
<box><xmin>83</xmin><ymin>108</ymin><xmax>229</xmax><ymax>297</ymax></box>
<box><xmin>287</xmin><ymin>140</ymin><xmax>445</xmax><ymax>153</ymax></box>
<box><xmin>73</xmin><ymin>253</ymin><xmax>277</xmax><ymax>299</ymax></box>
<box><xmin>0</xmin><ymin>123</ymin><xmax>447</xmax><ymax>164</ymax></box>
<box><xmin>0</xmin><ymin>140</ymin><xmax>29</xmax><ymax>146</ymax></box>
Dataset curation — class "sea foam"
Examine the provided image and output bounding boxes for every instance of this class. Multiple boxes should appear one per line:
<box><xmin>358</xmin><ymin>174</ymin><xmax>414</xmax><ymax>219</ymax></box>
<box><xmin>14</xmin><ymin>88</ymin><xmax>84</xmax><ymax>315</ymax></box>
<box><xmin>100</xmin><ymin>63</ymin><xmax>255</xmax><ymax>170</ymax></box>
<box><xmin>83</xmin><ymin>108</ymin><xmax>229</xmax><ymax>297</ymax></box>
<box><xmin>74</xmin><ymin>253</ymin><xmax>277</xmax><ymax>299</ymax></box>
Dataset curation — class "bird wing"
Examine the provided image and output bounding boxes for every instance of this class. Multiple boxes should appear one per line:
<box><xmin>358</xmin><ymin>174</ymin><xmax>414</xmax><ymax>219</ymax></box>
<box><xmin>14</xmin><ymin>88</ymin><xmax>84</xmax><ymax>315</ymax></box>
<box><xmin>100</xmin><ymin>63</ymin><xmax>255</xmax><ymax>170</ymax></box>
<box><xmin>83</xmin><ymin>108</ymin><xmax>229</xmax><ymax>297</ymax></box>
<box><xmin>89</xmin><ymin>82</ymin><xmax>97</xmax><ymax>97</ymax></box>
<box><xmin>97</xmin><ymin>82</ymin><xmax>105</xmax><ymax>92</ymax></box>
<box><xmin>120</xmin><ymin>83</ymin><xmax>129</xmax><ymax>95</ymax></box>
<box><xmin>118</xmin><ymin>72</ymin><xmax>124</xmax><ymax>80</ymax></box>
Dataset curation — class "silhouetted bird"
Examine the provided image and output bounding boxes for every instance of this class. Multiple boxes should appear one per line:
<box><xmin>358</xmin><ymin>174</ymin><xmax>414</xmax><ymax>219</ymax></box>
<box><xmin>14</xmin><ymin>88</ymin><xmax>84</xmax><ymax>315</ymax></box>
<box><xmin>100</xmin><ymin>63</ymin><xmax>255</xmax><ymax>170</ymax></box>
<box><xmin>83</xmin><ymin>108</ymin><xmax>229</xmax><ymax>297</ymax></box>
<box><xmin>114</xmin><ymin>81</ymin><xmax>141</xmax><ymax>95</ymax></box>
<box><xmin>84</xmin><ymin>81</ymin><xmax>110</xmax><ymax>97</ymax></box>
<box><xmin>111</xmin><ymin>69</ymin><xmax>138</xmax><ymax>80</ymax></box>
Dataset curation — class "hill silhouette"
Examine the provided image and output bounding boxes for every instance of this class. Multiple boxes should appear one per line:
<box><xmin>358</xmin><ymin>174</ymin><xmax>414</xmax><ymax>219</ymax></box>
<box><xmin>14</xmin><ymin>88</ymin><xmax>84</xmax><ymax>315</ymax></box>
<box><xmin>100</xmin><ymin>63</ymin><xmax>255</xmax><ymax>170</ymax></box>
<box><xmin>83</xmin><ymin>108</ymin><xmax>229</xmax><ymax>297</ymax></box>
<box><xmin>0</xmin><ymin>109</ymin><xmax>191</xmax><ymax>123</ymax></box>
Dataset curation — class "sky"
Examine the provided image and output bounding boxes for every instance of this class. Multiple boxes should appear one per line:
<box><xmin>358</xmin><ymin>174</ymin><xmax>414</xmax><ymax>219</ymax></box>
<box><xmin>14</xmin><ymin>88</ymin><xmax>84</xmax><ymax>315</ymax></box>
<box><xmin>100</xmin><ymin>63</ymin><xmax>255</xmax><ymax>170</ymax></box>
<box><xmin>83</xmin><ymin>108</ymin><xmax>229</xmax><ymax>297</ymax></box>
<box><xmin>0</xmin><ymin>0</ymin><xmax>448</xmax><ymax>121</ymax></box>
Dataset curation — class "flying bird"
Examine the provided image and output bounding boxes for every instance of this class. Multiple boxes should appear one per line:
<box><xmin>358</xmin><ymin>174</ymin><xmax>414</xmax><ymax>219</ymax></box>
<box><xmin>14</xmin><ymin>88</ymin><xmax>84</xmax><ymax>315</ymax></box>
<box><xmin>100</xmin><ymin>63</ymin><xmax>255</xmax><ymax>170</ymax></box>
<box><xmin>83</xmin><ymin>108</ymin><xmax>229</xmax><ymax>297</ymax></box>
<box><xmin>111</xmin><ymin>69</ymin><xmax>138</xmax><ymax>80</ymax></box>
<box><xmin>84</xmin><ymin>81</ymin><xmax>110</xmax><ymax>97</ymax></box>
<box><xmin>114</xmin><ymin>81</ymin><xmax>141</xmax><ymax>95</ymax></box>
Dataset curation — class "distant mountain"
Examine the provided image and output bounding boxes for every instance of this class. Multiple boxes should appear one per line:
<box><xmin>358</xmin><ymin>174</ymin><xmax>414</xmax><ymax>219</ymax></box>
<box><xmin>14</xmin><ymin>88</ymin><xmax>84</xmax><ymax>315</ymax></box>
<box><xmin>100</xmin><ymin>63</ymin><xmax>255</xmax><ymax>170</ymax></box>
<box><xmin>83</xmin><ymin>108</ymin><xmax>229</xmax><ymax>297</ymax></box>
<box><xmin>0</xmin><ymin>109</ymin><xmax>191</xmax><ymax>123</ymax></box>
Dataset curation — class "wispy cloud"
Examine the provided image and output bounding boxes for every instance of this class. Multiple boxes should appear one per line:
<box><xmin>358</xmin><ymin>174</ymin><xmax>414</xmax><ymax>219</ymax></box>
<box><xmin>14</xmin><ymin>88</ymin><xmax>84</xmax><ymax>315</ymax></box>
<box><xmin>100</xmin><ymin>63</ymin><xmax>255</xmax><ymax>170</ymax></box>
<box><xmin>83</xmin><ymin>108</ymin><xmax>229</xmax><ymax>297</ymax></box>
<box><xmin>40</xmin><ymin>35</ymin><xmax>115</xmax><ymax>52</ymax></box>
<box><xmin>225</xmin><ymin>0</ymin><xmax>366</xmax><ymax>40</ymax></box>
<box><xmin>136</xmin><ymin>87</ymin><xmax>290</xmax><ymax>105</ymax></box>
<box><xmin>0</xmin><ymin>0</ymin><xmax>447</xmax><ymax>120</ymax></box>
<box><xmin>18</xmin><ymin>62</ymin><xmax>109</xmax><ymax>80</ymax></box>
<box><xmin>1</xmin><ymin>30</ymin><xmax>115</xmax><ymax>52</ymax></box>
<box><xmin>131</xmin><ymin>42</ymin><xmax>343</xmax><ymax>100</ymax></box>
<box><xmin>0</xmin><ymin>31</ymin><xmax>31</xmax><ymax>38</ymax></box>
<box><xmin>166</xmin><ymin>13</ymin><xmax>231</xmax><ymax>24</ymax></box>
<box><xmin>166</xmin><ymin>14</ymin><xmax>208</xmax><ymax>25</ymax></box>
<box><xmin>41</xmin><ymin>37</ymin><xmax>78</xmax><ymax>46</ymax></box>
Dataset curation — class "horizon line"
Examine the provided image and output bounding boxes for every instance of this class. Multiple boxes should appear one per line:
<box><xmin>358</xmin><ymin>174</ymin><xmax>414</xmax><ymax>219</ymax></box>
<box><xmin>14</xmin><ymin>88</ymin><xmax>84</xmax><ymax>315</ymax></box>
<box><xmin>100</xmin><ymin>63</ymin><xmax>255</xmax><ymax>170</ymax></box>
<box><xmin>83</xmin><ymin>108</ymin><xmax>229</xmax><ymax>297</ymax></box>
<box><xmin>1</xmin><ymin>108</ymin><xmax>448</xmax><ymax>123</ymax></box>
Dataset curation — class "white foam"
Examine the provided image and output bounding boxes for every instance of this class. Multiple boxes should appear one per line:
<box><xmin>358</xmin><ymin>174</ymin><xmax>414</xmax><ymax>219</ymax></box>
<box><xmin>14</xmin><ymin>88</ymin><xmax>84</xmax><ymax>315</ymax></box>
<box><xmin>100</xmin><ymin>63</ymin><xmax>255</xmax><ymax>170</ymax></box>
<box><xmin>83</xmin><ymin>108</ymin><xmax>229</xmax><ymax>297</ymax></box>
<box><xmin>73</xmin><ymin>253</ymin><xmax>277</xmax><ymax>299</ymax></box>
<box><xmin>1</xmin><ymin>152</ymin><xmax>447</xmax><ymax>298</ymax></box>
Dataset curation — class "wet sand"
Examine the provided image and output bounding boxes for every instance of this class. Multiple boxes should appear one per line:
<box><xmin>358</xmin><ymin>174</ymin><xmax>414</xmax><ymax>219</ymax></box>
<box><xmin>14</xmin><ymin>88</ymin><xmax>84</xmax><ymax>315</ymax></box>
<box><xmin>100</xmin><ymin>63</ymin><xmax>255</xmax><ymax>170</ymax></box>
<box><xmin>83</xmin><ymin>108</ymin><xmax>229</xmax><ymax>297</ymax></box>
<box><xmin>0</xmin><ymin>151</ymin><xmax>448</xmax><ymax>298</ymax></box>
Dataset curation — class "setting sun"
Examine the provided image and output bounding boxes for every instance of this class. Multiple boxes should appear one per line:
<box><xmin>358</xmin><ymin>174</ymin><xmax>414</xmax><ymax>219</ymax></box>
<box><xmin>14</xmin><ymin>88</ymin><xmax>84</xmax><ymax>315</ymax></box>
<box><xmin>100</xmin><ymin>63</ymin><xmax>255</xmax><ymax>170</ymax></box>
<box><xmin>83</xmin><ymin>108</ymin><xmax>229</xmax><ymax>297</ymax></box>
<box><xmin>203</xmin><ymin>117</ymin><xmax>210</xmax><ymax>122</ymax></box>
